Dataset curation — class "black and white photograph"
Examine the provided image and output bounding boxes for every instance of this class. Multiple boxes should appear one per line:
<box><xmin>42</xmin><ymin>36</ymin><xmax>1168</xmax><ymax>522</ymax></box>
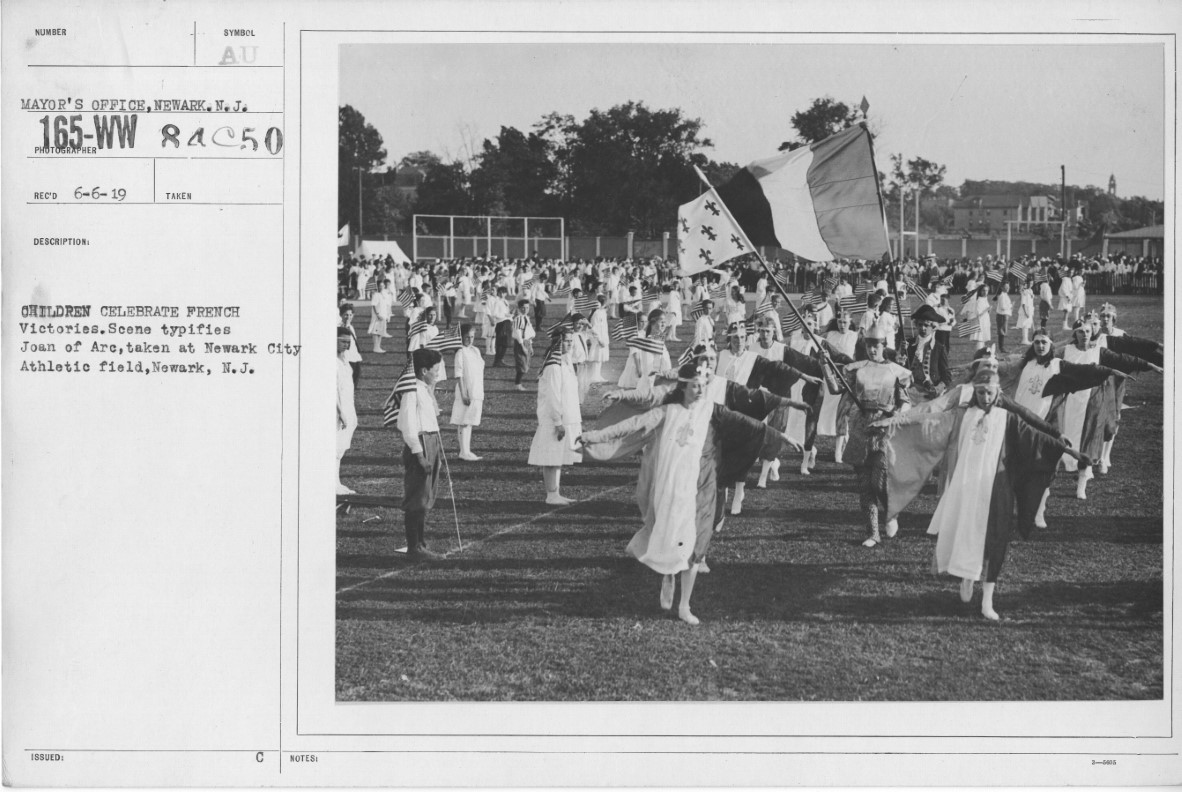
<box><xmin>334</xmin><ymin>39</ymin><xmax>1166</xmax><ymax>703</ymax></box>
<box><xmin>5</xmin><ymin>1</ymin><xmax>1180</xmax><ymax>786</ymax></box>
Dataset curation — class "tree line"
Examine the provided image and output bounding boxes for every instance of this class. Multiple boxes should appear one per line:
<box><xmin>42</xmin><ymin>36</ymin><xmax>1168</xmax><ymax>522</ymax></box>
<box><xmin>340</xmin><ymin>97</ymin><xmax>1159</xmax><ymax>245</ymax></box>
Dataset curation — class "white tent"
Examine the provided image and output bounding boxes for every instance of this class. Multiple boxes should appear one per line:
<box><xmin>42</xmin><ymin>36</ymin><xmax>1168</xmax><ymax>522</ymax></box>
<box><xmin>358</xmin><ymin>240</ymin><xmax>411</xmax><ymax>265</ymax></box>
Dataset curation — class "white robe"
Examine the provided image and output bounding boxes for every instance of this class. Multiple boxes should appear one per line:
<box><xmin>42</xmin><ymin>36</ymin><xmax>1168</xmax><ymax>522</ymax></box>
<box><xmin>625</xmin><ymin>398</ymin><xmax>713</xmax><ymax>574</ymax></box>
<box><xmin>784</xmin><ymin>334</ymin><xmax>817</xmax><ymax>444</ymax></box>
<box><xmin>528</xmin><ymin>361</ymin><xmax>583</xmax><ymax>466</ymax></box>
<box><xmin>715</xmin><ymin>349</ymin><xmax>757</xmax><ymax>386</ymax></box>
<box><xmin>929</xmin><ymin>405</ymin><xmax>1008</xmax><ymax>580</ymax></box>
<box><xmin>1013</xmin><ymin>358</ymin><xmax>1061</xmax><ymax>420</ymax></box>
<box><xmin>1059</xmin><ymin>344</ymin><xmax>1099</xmax><ymax>471</ymax></box>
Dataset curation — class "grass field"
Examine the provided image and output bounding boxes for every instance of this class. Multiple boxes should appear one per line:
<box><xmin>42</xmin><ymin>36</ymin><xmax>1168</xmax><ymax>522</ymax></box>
<box><xmin>336</xmin><ymin>295</ymin><xmax>1165</xmax><ymax>701</ymax></box>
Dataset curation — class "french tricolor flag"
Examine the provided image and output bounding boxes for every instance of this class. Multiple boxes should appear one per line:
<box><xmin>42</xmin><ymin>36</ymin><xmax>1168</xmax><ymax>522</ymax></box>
<box><xmin>716</xmin><ymin>124</ymin><xmax>890</xmax><ymax>263</ymax></box>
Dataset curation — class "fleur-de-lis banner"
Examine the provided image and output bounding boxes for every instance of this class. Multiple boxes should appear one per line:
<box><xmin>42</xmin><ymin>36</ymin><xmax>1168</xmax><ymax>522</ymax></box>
<box><xmin>676</xmin><ymin>189</ymin><xmax>750</xmax><ymax>275</ymax></box>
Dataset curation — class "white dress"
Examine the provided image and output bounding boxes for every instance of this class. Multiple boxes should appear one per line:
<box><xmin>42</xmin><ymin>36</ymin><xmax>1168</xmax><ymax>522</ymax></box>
<box><xmin>1013</xmin><ymin>357</ymin><xmax>1061</xmax><ymax>420</ymax></box>
<box><xmin>367</xmin><ymin>290</ymin><xmax>394</xmax><ymax>336</ymax></box>
<box><xmin>1057</xmin><ymin>278</ymin><xmax>1075</xmax><ymax>311</ymax></box>
<box><xmin>928</xmin><ymin>405</ymin><xmax>1008</xmax><ymax>580</ymax></box>
<box><xmin>450</xmin><ymin>345</ymin><xmax>485</xmax><ymax>426</ymax></box>
<box><xmin>665</xmin><ymin>290</ymin><xmax>683</xmax><ymax>327</ymax></box>
<box><xmin>625</xmin><ymin>398</ymin><xmax>714</xmax><ymax>574</ymax></box>
<box><xmin>784</xmin><ymin>333</ymin><xmax>817</xmax><ymax>444</ymax></box>
<box><xmin>1071</xmin><ymin>274</ymin><xmax>1086</xmax><ymax>310</ymax></box>
<box><xmin>961</xmin><ymin>297</ymin><xmax>991</xmax><ymax>342</ymax></box>
<box><xmin>618</xmin><ymin>348</ymin><xmax>671</xmax><ymax>392</ymax></box>
<box><xmin>589</xmin><ymin>309</ymin><xmax>610</xmax><ymax>364</ymax></box>
<box><xmin>1059</xmin><ymin>344</ymin><xmax>1099</xmax><ymax>472</ymax></box>
<box><xmin>528</xmin><ymin>360</ymin><xmax>583</xmax><ymax>466</ymax></box>
<box><xmin>1015</xmin><ymin>289</ymin><xmax>1034</xmax><ymax>330</ymax></box>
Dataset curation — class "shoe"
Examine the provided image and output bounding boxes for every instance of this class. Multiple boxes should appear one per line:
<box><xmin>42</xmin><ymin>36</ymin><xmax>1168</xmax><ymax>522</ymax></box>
<box><xmin>885</xmin><ymin>518</ymin><xmax>898</xmax><ymax>538</ymax></box>
<box><xmin>959</xmin><ymin>578</ymin><xmax>974</xmax><ymax>603</ymax></box>
<box><xmin>678</xmin><ymin>608</ymin><xmax>701</xmax><ymax>626</ymax></box>
<box><xmin>799</xmin><ymin>460</ymin><xmax>811</xmax><ymax>476</ymax></box>
<box><xmin>730</xmin><ymin>490</ymin><xmax>744</xmax><ymax>515</ymax></box>
<box><xmin>1097</xmin><ymin>461</ymin><xmax>1109</xmax><ymax>475</ymax></box>
<box><xmin>545</xmin><ymin>494</ymin><xmax>575</xmax><ymax>506</ymax></box>
<box><xmin>336</xmin><ymin>484</ymin><xmax>355</xmax><ymax>495</ymax></box>
<box><xmin>1034</xmin><ymin>513</ymin><xmax>1048</xmax><ymax>529</ymax></box>
<box><xmin>697</xmin><ymin>560</ymin><xmax>711</xmax><ymax>574</ymax></box>
<box><xmin>459</xmin><ymin>452</ymin><xmax>482</xmax><ymax>461</ymax></box>
<box><xmin>516</xmin><ymin>384</ymin><xmax>526</xmax><ymax>391</ymax></box>
<box><xmin>808</xmin><ymin>448</ymin><xmax>818</xmax><ymax>469</ymax></box>
<box><xmin>861</xmin><ymin>537</ymin><xmax>879</xmax><ymax>548</ymax></box>
<box><xmin>769</xmin><ymin>459</ymin><xmax>780</xmax><ymax>482</ymax></box>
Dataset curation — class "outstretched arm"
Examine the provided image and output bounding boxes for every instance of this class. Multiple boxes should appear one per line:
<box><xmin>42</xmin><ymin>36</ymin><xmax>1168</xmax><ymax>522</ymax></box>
<box><xmin>1044</xmin><ymin>361</ymin><xmax>1120</xmax><ymax>398</ymax></box>
<box><xmin>1100</xmin><ymin>347</ymin><xmax>1162</xmax><ymax>375</ymax></box>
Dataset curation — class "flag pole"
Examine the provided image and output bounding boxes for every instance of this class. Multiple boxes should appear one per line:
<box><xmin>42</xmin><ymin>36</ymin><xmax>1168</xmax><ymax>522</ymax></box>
<box><xmin>691</xmin><ymin>166</ymin><xmax>857</xmax><ymax>402</ymax></box>
<box><xmin>865</xmin><ymin>130</ymin><xmax>908</xmax><ymax>354</ymax></box>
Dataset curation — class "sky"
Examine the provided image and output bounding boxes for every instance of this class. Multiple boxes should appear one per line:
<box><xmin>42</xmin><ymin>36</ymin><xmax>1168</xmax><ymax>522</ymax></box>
<box><xmin>340</xmin><ymin>41</ymin><xmax>1166</xmax><ymax>200</ymax></box>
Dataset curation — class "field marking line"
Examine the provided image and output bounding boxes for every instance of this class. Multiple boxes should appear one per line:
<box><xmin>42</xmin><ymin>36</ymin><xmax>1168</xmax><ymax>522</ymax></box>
<box><xmin>336</xmin><ymin>482</ymin><xmax>630</xmax><ymax>597</ymax></box>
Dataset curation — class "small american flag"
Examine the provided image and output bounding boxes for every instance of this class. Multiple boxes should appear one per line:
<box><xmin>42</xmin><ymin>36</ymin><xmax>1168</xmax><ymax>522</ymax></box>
<box><xmin>689</xmin><ymin>300</ymin><xmax>712</xmax><ymax>320</ymax></box>
<box><xmin>1031</xmin><ymin>270</ymin><xmax>1048</xmax><ymax>285</ymax></box>
<box><xmin>545</xmin><ymin>315</ymin><xmax>575</xmax><ymax>337</ymax></box>
<box><xmin>985</xmin><ymin>269</ymin><xmax>1003</xmax><ymax>283</ymax></box>
<box><xmin>397</xmin><ymin>290</ymin><xmax>416</xmax><ymax>310</ymax></box>
<box><xmin>708</xmin><ymin>283</ymin><xmax>728</xmax><ymax>300</ymax></box>
<box><xmin>406</xmin><ymin>318</ymin><xmax>432</xmax><ymax>339</ymax></box>
<box><xmin>626</xmin><ymin>336</ymin><xmax>667</xmax><ymax>355</ymax></box>
<box><xmin>903</xmin><ymin>277</ymin><xmax>928</xmax><ymax>302</ymax></box>
<box><xmin>754</xmin><ymin>300</ymin><xmax>775</xmax><ymax>318</ymax></box>
<box><xmin>838</xmin><ymin>295</ymin><xmax>866</xmax><ymax>315</ymax></box>
<box><xmin>956</xmin><ymin>317</ymin><xmax>980</xmax><ymax>338</ymax></box>
<box><xmin>539</xmin><ymin>339</ymin><xmax>565</xmax><ymax>371</ymax></box>
<box><xmin>781</xmin><ymin>312</ymin><xmax>803</xmax><ymax>336</ymax></box>
<box><xmin>801</xmin><ymin>290</ymin><xmax>826</xmax><ymax>308</ymax></box>
<box><xmin>822</xmin><ymin>276</ymin><xmax>838</xmax><ymax>293</ymax></box>
<box><xmin>611</xmin><ymin>320</ymin><xmax>639</xmax><ymax>342</ymax></box>
<box><xmin>1008</xmin><ymin>261</ymin><xmax>1028</xmax><ymax>281</ymax></box>
<box><xmin>574</xmin><ymin>295</ymin><xmax>599</xmax><ymax>315</ymax></box>
<box><xmin>426</xmin><ymin>326</ymin><xmax>463</xmax><ymax>353</ymax></box>
<box><xmin>550</xmin><ymin>285</ymin><xmax>572</xmax><ymax>300</ymax></box>
<box><xmin>382</xmin><ymin>362</ymin><xmax>419</xmax><ymax>427</ymax></box>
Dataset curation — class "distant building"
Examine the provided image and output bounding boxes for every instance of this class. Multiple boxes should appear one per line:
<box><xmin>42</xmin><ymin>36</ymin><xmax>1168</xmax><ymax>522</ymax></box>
<box><xmin>952</xmin><ymin>194</ymin><xmax>1064</xmax><ymax>233</ymax></box>
<box><xmin>1103</xmin><ymin>224</ymin><xmax>1162</xmax><ymax>259</ymax></box>
<box><xmin>1108</xmin><ymin>174</ymin><xmax>1117</xmax><ymax>196</ymax></box>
